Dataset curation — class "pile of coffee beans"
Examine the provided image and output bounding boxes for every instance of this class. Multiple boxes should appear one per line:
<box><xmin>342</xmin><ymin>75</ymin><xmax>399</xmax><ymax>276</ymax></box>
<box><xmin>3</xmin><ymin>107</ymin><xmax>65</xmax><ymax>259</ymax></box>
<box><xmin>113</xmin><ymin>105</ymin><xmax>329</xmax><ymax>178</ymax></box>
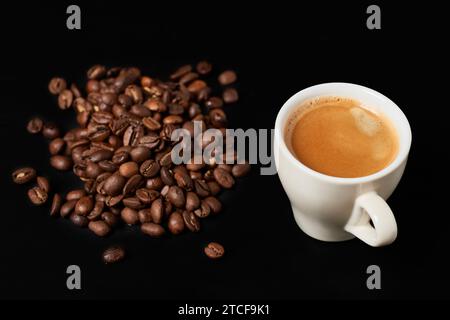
<box><xmin>13</xmin><ymin>61</ymin><xmax>250</xmax><ymax>262</ymax></box>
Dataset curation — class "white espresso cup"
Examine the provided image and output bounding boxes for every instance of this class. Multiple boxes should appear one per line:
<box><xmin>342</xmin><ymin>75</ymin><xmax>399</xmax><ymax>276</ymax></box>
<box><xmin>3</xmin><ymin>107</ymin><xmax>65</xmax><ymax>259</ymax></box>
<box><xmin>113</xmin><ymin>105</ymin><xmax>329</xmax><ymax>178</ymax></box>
<box><xmin>274</xmin><ymin>83</ymin><xmax>412</xmax><ymax>246</ymax></box>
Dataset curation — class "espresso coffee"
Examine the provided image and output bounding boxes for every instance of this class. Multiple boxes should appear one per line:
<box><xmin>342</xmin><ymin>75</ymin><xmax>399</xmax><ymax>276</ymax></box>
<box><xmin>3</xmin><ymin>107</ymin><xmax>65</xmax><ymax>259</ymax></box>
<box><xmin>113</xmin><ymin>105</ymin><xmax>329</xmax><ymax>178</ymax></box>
<box><xmin>287</xmin><ymin>97</ymin><xmax>398</xmax><ymax>178</ymax></box>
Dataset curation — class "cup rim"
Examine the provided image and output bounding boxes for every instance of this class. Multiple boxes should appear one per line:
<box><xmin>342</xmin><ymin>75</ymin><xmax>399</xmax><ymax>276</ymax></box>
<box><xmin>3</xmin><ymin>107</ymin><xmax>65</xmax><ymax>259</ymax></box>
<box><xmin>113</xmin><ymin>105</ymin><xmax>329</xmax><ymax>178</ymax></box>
<box><xmin>275</xmin><ymin>82</ymin><xmax>412</xmax><ymax>185</ymax></box>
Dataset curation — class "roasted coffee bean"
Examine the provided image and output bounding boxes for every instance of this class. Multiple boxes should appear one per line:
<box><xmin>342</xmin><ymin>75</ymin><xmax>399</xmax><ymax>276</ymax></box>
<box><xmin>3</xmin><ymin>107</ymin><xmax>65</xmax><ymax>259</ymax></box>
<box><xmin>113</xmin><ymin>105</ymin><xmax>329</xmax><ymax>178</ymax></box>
<box><xmin>98</xmin><ymin>160</ymin><xmax>117</xmax><ymax>172</ymax></box>
<box><xmin>142</xmin><ymin>116</ymin><xmax>162</xmax><ymax>131</ymax></box>
<box><xmin>182</xmin><ymin>211</ymin><xmax>200</xmax><ymax>232</ymax></box>
<box><xmin>232</xmin><ymin>163</ymin><xmax>251</xmax><ymax>177</ymax></box>
<box><xmin>75</xmin><ymin>196</ymin><xmax>94</xmax><ymax>216</ymax></box>
<box><xmin>141</xmin><ymin>223</ymin><xmax>165</xmax><ymax>237</ymax></box>
<box><xmin>102</xmin><ymin>246</ymin><xmax>126</xmax><ymax>264</ymax></box>
<box><xmin>50</xmin><ymin>193</ymin><xmax>62</xmax><ymax>216</ymax></box>
<box><xmin>160</xmin><ymin>167</ymin><xmax>175</xmax><ymax>186</ymax></box>
<box><xmin>122</xmin><ymin>197</ymin><xmax>143</xmax><ymax>209</ymax></box>
<box><xmin>223</xmin><ymin>88</ymin><xmax>239</xmax><ymax>103</ymax></box>
<box><xmin>27</xmin><ymin>117</ymin><xmax>43</xmax><ymax>134</ymax></box>
<box><xmin>104</xmin><ymin>193</ymin><xmax>122</xmax><ymax>207</ymax></box>
<box><xmin>205</xmin><ymin>96</ymin><xmax>224</xmax><ymax>109</ymax></box>
<box><xmin>66</xmin><ymin>189</ymin><xmax>86</xmax><ymax>201</ymax></box>
<box><xmin>71</xmin><ymin>83</ymin><xmax>82</xmax><ymax>98</ymax></box>
<box><xmin>204</xmin><ymin>242</ymin><xmax>224</xmax><ymax>259</ymax></box>
<box><xmin>213</xmin><ymin>167</ymin><xmax>235</xmax><ymax>189</ymax></box>
<box><xmin>92</xmin><ymin>111</ymin><xmax>114</xmax><ymax>124</ymax></box>
<box><xmin>112</xmin><ymin>150</ymin><xmax>130</xmax><ymax>164</ymax></box>
<box><xmin>87</xmin><ymin>64</ymin><xmax>106</xmax><ymax>80</ymax></box>
<box><xmin>209</xmin><ymin>108</ymin><xmax>227</xmax><ymax>128</ymax></box>
<box><xmin>60</xmin><ymin>199</ymin><xmax>77</xmax><ymax>217</ymax></box>
<box><xmin>141</xmin><ymin>76</ymin><xmax>153</xmax><ymax>87</ymax></box>
<box><xmin>146</xmin><ymin>176</ymin><xmax>164</xmax><ymax>190</ymax></box>
<box><xmin>143</xmin><ymin>98</ymin><xmax>166</xmax><ymax>112</ymax></box>
<box><xmin>58</xmin><ymin>89</ymin><xmax>73</xmax><ymax>110</ymax></box>
<box><xmin>194</xmin><ymin>179</ymin><xmax>210</xmax><ymax>197</ymax></box>
<box><xmin>167</xmin><ymin>186</ymin><xmax>185</xmax><ymax>208</ymax></box>
<box><xmin>50</xmin><ymin>155</ymin><xmax>73</xmax><ymax>171</ymax></box>
<box><xmin>168</xmin><ymin>212</ymin><xmax>184</xmax><ymax>235</ymax></box>
<box><xmin>103</xmin><ymin>174</ymin><xmax>126</xmax><ymax>196</ymax></box>
<box><xmin>158</xmin><ymin>152</ymin><xmax>172</xmax><ymax>167</ymax></box>
<box><xmin>87</xmin><ymin>201</ymin><xmax>104</xmax><ymax>220</ymax></box>
<box><xmin>122</xmin><ymin>174</ymin><xmax>143</xmax><ymax>195</ymax></box>
<box><xmin>121</xmin><ymin>207</ymin><xmax>139</xmax><ymax>225</ymax></box>
<box><xmin>49</xmin><ymin>138</ymin><xmax>65</xmax><ymax>155</ymax></box>
<box><xmin>123</xmin><ymin>125</ymin><xmax>144</xmax><ymax>147</ymax></box>
<box><xmin>136</xmin><ymin>188</ymin><xmax>159</xmax><ymax>204</ymax></box>
<box><xmin>138</xmin><ymin>208</ymin><xmax>153</xmax><ymax>224</ymax></box>
<box><xmin>203</xmin><ymin>196</ymin><xmax>222</xmax><ymax>214</ymax></box>
<box><xmin>42</xmin><ymin>123</ymin><xmax>60</xmax><ymax>139</ymax></box>
<box><xmin>85</xmin><ymin>161</ymin><xmax>103</xmax><ymax>178</ymax></box>
<box><xmin>88</xmin><ymin>220</ymin><xmax>111</xmax><ymax>237</ymax></box>
<box><xmin>101</xmin><ymin>211</ymin><xmax>118</xmax><ymax>227</ymax></box>
<box><xmin>174</xmin><ymin>168</ymin><xmax>193</xmax><ymax>190</ymax></box>
<box><xmin>36</xmin><ymin>176</ymin><xmax>50</xmax><ymax>193</ymax></box>
<box><xmin>161</xmin><ymin>185</ymin><xmax>170</xmax><ymax>197</ymax></box>
<box><xmin>140</xmin><ymin>159</ymin><xmax>160</xmax><ymax>178</ymax></box>
<box><xmin>187</xmin><ymin>80</ymin><xmax>207</xmax><ymax>93</ymax></box>
<box><xmin>207</xmin><ymin>181</ymin><xmax>221</xmax><ymax>196</ymax></box>
<box><xmin>190</xmin><ymin>171</ymin><xmax>203</xmax><ymax>180</ymax></box>
<box><xmin>130</xmin><ymin>147</ymin><xmax>150</xmax><ymax>163</ymax></box>
<box><xmin>217</xmin><ymin>164</ymin><xmax>232</xmax><ymax>173</ymax></box>
<box><xmin>196</xmin><ymin>61</ymin><xmax>212</xmax><ymax>75</ymax></box>
<box><xmin>48</xmin><ymin>77</ymin><xmax>67</xmax><ymax>95</ymax></box>
<box><xmin>28</xmin><ymin>186</ymin><xmax>48</xmax><ymax>205</ymax></box>
<box><xmin>194</xmin><ymin>201</ymin><xmax>211</xmax><ymax>218</ymax></box>
<box><xmin>218</xmin><ymin>70</ymin><xmax>237</xmax><ymax>85</ymax></box>
<box><xmin>170</xmin><ymin>64</ymin><xmax>192</xmax><ymax>80</ymax></box>
<box><xmin>119</xmin><ymin>161</ymin><xmax>139</xmax><ymax>178</ymax></box>
<box><xmin>12</xmin><ymin>167</ymin><xmax>36</xmax><ymax>184</ymax></box>
<box><xmin>204</xmin><ymin>169</ymin><xmax>215</xmax><ymax>181</ymax></box>
<box><xmin>125</xmin><ymin>85</ymin><xmax>143</xmax><ymax>104</ymax></box>
<box><xmin>163</xmin><ymin>115</ymin><xmax>183</xmax><ymax>125</ymax></box>
<box><xmin>179</xmin><ymin>72</ymin><xmax>198</xmax><ymax>85</ymax></box>
<box><xmin>186</xmin><ymin>192</ymin><xmax>200</xmax><ymax>211</ymax></box>
<box><xmin>69</xmin><ymin>213</ymin><xmax>88</xmax><ymax>227</ymax></box>
<box><xmin>150</xmin><ymin>198</ymin><xmax>164</xmax><ymax>224</ymax></box>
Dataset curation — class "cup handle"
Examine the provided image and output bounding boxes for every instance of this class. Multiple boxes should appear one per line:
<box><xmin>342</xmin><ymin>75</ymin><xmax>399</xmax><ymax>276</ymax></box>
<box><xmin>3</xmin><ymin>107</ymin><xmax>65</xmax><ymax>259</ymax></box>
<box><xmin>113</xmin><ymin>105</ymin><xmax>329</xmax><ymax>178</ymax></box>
<box><xmin>344</xmin><ymin>192</ymin><xmax>398</xmax><ymax>247</ymax></box>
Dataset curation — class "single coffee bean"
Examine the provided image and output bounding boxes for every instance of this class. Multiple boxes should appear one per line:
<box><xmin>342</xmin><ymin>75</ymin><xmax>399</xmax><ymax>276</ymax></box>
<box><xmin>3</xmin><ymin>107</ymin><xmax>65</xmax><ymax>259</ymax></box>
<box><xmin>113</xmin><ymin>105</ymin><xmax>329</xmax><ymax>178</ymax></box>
<box><xmin>161</xmin><ymin>185</ymin><xmax>170</xmax><ymax>197</ymax></box>
<box><xmin>49</xmin><ymin>138</ymin><xmax>65</xmax><ymax>155</ymax></box>
<box><xmin>194</xmin><ymin>201</ymin><xmax>211</xmax><ymax>218</ymax></box>
<box><xmin>87</xmin><ymin>200</ymin><xmax>104</xmax><ymax>220</ymax></box>
<box><xmin>138</xmin><ymin>208</ymin><xmax>153</xmax><ymax>224</ymax></box>
<box><xmin>103</xmin><ymin>174</ymin><xmax>127</xmax><ymax>196</ymax></box>
<box><xmin>207</xmin><ymin>181</ymin><xmax>221</xmax><ymax>196</ymax></box>
<box><xmin>140</xmin><ymin>159</ymin><xmax>160</xmax><ymax>178</ymax></box>
<box><xmin>136</xmin><ymin>188</ymin><xmax>159</xmax><ymax>204</ymax></box>
<box><xmin>27</xmin><ymin>117</ymin><xmax>43</xmax><ymax>134</ymax></box>
<box><xmin>12</xmin><ymin>167</ymin><xmax>36</xmax><ymax>184</ymax></box>
<box><xmin>70</xmin><ymin>213</ymin><xmax>89</xmax><ymax>227</ymax></box>
<box><xmin>170</xmin><ymin>64</ymin><xmax>192</xmax><ymax>80</ymax></box>
<box><xmin>27</xmin><ymin>186</ymin><xmax>48</xmax><ymax>205</ymax></box>
<box><xmin>194</xmin><ymin>179</ymin><xmax>210</xmax><ymax>198</ymax></box>
<box><xmin>186</xmin><ymin>191</ymin><xmax>200</xmax><ymax>211</ymax></box>
<box><xmin>130</xmin><ymin>147</ymin><xmax>151</xmax><ymax>163</ymax></box>
<box><xmin>85</xmin><ymin>161</ymin><xmax>103</xmax><ymax>178</ymax></box>
<box><xmin>112</xmin><ymin>150</ymin><xmax>130</xmax><ymax>164</ymax></box>
<box><xmin>50</xmin><ymin>193</ymin><xmax>62</xmax><ymax>216</ymax></box>
<box><xmin>119</xmin><ymin>161</ymin><xmax>139</xmax><ymax>178</ymax></box>
<box><xmin>50</xmin><ymin>155</ymin><xmax>73</xmax><ymax>171</ymax></box>
<box><xmin>187</xmin><ymin>80</ymin><xmax>207</xmax><ymax>93</ymax></box>
<box><xmin>36</xmin><ymin>176</ymin><xmax>50</xmax><ymax>193</ymax></box>
<box><xmin>203</xmin><ymin>196</ymin><xmax>222</xmax><ymax>214</ymax></box>
<box><xmin>121</xmin><ymin>207</ymin><xmax>139</xmax><ymax>225</ymax></box>
<box><xmin>160</xmin><ymin>167</ymin><xmax>175</xmax><ymax>186</ymax></box>
<box><xmin>146</xmin><ymin>176</ymin><xmax>164</xmax><ymax>190</ymax></box>
<box><xmin>101</xmin><ymin>211</ymin><xmax>118</xmax><ymax>227</ymax></box>
<box><xmin>218</xmin><ymin>70</ymin><xmax>237</xmax><ymax>85</ymax></box>
<box><xmin>190</xmin><ymin>171</ymin><xmax>203</xmax><ymax>180</ymax></box>
<box><xmin>217</xmin><ymin>164</ymin><xmax>232</xmax><ymax>173</ymax></box>
<box><xmin>141</xmin><ymin>223</ymin><xmax>165</xmax><ymax>237</ymax></box>
<box><xmin>204</xmin><ymin>242</ymin><xmax>225</xmax><ymax>259</ymax></box>
<box><xmin>213</xmin><ymin>167</ymin><xmax>235</xmax><ymax>189</ymax></box>
<box><xmin>167</xmin><ymin>186</ymin><xmax>185</xmax><ymax>208</ymax></box>
<box><xmin>87</xmin><ymin>64</ymin><xmax>106</xmax><ymax>80</ymax></box>
<box><xmin>122</xmin><ymin>174</ymin><xmax>144</xmax><ymax>195</ymax></box>
<box><xmin>231</xmin><ymin>163</ymin><xmax>251</xmax><ymax>177</ymax></box>
<box><xmin>88</xmin><ymin>220</ymin><xmax>111</xmax><ymax>237</ymax></box>
<box><xmin>102</xmin><ymin>246</ymin><xmax>126</xmax><ymax>264</ymax></box>
<box><xmin>58</xmin><ymin>89</ymin><xmax>73</xmax><ymax>110</ymax></box>
<box><xmin>66</xmin><ymin>189</ymin><xmax>86</xmax><ymax>201</ymax></box>
<box><xmin>143</xmin><ymin>116</ymin><xmax>162</xmax><ymax>131</ymax></box>
<box><xmin>122</xmin><ymin>197</ymin><xmax>144</xmax><ymax>209</ymax></box>
<box><xmin>48</xmin><ymin>77</ymin><xmax>67</xmax><ymax>95</ymax></box>
<box><xmin>75</xmin><ymin>196</ymin><xmax>94</xmax><ymax>216</ymax></box>
<box><xmin>205</xmin><ymin>96</ymin><xmax>224</xmax><ymax>109</ymax></box>
<box><xmin>105</xmin><ymin>194</ymin><xmax>123</xmax><ymax>207</ymax></box>
<box><xmin>60</xmin><ymin>199</ymin><xmax>77</xmax><ymax>217</ymax></box>
<box><xmin>98</xmin><ymin>160</ymin><xmax>117</xmax><ymax>172</ymax></box>
<box><xmin>168</xmin><ymin>212</ymin><xmax>184</xmax><ymax>235</ymax></box>
<box><xmin>150</xmin><ymin>198</ymin><xmax>164</xmax><ymax>224</ymax></box>
<box><xmin>42</xmin><ymin>123</ymin><xmax>60</xmax><ymax>139</ymax></box>
<box><xmin>196</xmin><ymin>60</ymin><xmax>212</xmax><ymax>75</ymax></box>
<box><xmin>179</xmin><ymin>72</ymin><xmax>199</xmax><ymax>85</ymax></box>
<box><xmin>223</xmin><ymin>88</ymin><xmax>239</xmax><ymax>104</ymax></box>
<box><xmin>182</xmin><ymin>211</ymin><xmax>200</xmax><ymax>232</ymax></box>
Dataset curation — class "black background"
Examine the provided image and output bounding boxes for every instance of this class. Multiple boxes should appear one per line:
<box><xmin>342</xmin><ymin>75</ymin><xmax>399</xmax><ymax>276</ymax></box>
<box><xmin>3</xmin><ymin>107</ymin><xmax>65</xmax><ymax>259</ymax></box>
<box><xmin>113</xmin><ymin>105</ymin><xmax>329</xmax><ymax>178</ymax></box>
<box><xmin>0</xmin><ymin>1</ymin><xmax>448</xmax><ymax>301</ymax></box>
